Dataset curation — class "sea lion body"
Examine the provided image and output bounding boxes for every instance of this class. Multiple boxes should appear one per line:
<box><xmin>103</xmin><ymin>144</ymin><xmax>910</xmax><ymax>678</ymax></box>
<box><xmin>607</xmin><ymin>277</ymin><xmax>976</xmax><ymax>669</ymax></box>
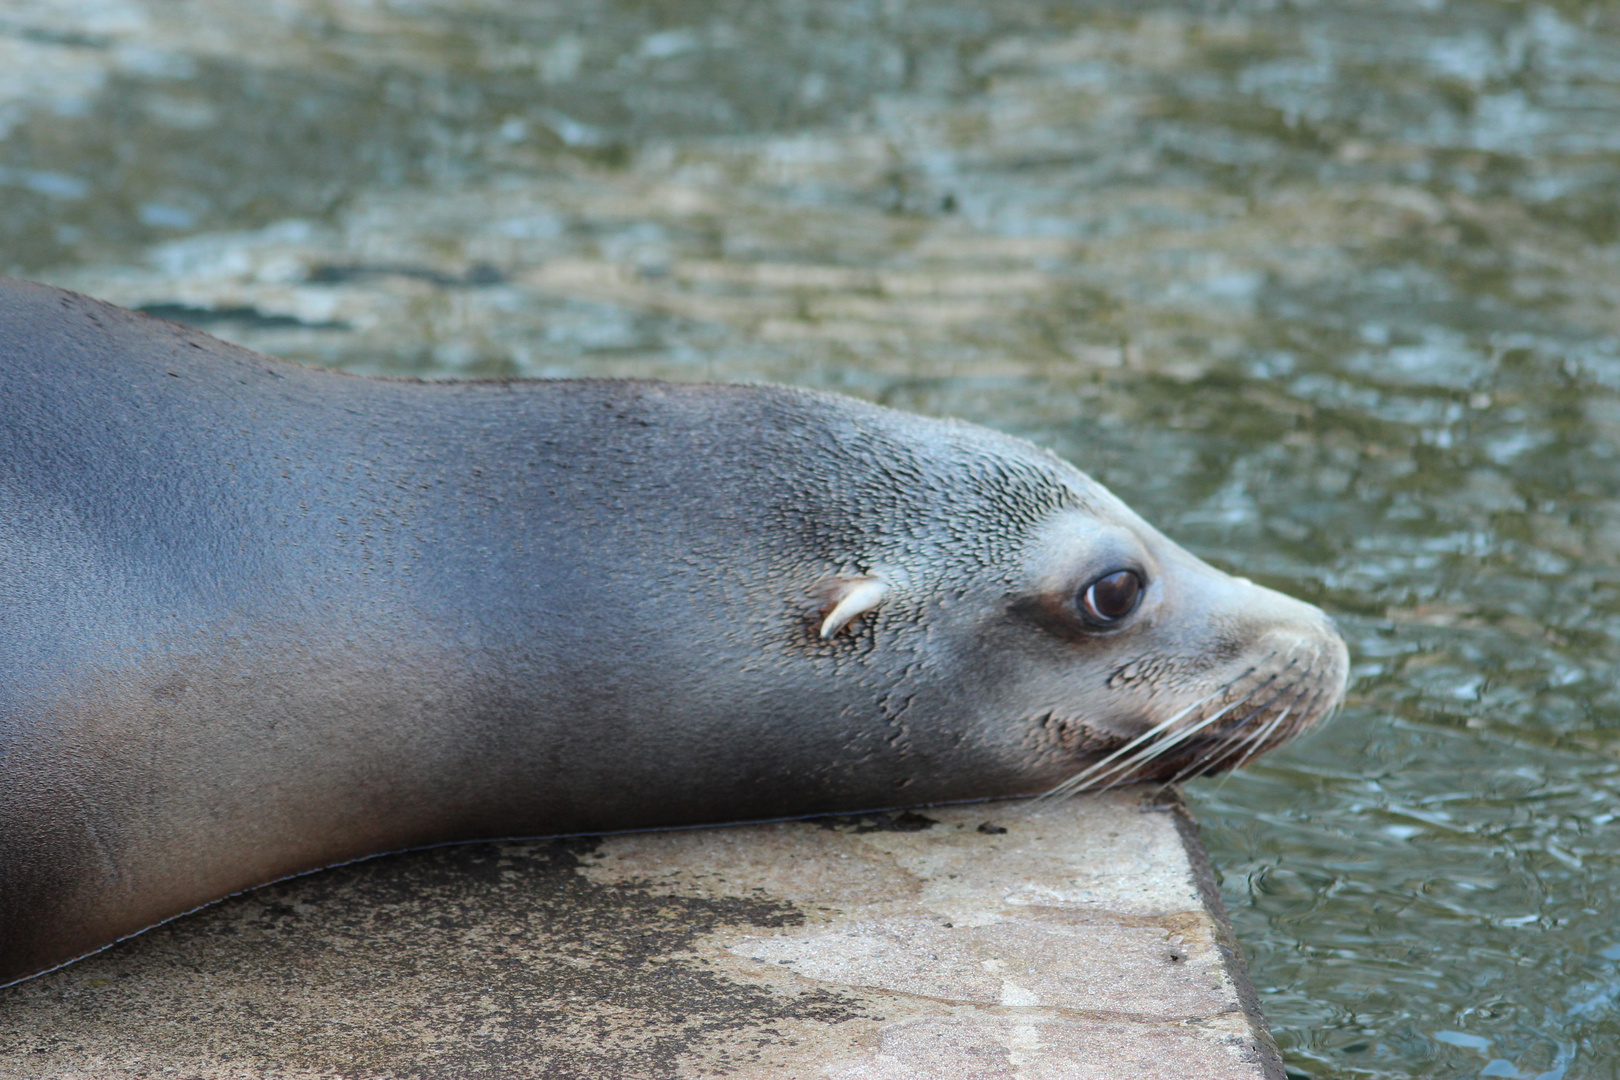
<box><xmin>0</xmin><ymin>278</ymin><xmax>1347</xmax><ymax>984</ymax></box>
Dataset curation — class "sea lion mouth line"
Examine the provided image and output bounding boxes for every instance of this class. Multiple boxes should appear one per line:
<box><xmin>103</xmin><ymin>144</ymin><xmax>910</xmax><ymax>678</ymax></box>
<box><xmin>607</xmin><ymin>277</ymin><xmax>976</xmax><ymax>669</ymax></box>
<box><xmin>1038</xmin><ymin>650</ymin><xmax>1330</xmax><ymax>799</ymax></box>
<box><xmin>1041</xmin><ymin>684</ymin><xmax>1269</xmax><ymax>799</ymax></box>
<box><xmin>1165</xmin><ymin>679</ymin><xmax>1326</xmax><ymax>786</ymax></box>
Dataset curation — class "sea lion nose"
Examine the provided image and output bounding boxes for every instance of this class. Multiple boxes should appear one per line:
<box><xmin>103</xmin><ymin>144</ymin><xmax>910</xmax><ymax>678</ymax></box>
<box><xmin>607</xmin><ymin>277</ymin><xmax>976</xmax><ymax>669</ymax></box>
<box><xmin>1259</xmin><ymin>619</ymin><xmax>1349</xmax><ymax>675</ymax></box>
<box><xmin>1195</xmin><ymin>565</ymin><xmax>1349</xmax><ymax>706</ymax></box>
<box><xmin>1247</xmin><ymin>598</ymin><xmax>1351</xmax><ymax>715</ymax></box>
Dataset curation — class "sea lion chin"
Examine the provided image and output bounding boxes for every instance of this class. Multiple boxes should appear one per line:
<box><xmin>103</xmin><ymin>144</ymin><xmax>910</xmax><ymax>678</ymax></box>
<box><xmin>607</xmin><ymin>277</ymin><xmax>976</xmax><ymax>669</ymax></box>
<box><xmin>0</xmin><ymin>276</ymin><xmax>1348</xmax><ymax>986</ymax></box>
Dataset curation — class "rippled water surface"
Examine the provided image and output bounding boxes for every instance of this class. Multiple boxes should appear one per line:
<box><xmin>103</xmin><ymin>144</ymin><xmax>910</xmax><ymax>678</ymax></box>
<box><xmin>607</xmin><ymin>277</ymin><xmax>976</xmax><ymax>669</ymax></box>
<box><xmin>6</xmin><ymin>0</ymin><xmax>1620</xmax><ymax>1075</ymax></box>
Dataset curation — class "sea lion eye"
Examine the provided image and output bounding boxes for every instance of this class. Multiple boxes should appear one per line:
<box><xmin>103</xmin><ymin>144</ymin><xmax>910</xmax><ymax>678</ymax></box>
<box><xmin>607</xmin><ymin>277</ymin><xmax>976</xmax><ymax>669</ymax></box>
<box><xmin>1079</xmin><ymin>570</ymin><xmax>1143</xmax><ymax>625</ymax></box>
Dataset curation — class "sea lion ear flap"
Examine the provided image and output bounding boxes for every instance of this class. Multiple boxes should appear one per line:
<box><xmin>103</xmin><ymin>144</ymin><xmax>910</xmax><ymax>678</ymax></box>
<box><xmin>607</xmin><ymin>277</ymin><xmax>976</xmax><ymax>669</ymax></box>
<box><xmin>819</xmin><ymin>575</ymin><xmax>890</xmax><ymax>639</ymax></box>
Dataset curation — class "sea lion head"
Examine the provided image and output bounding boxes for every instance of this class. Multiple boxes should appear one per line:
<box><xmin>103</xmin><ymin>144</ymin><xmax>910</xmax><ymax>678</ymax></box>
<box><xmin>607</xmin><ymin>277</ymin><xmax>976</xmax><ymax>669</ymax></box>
<box><xmin>787</xmin><ymin>395</ymin><xmax>1349</xmax><ymax>799</ymax></box>
<box><xmin>1000</xmin><ymin>483</ymin><xmax>1349</xmax><ymax>795</ymax></box>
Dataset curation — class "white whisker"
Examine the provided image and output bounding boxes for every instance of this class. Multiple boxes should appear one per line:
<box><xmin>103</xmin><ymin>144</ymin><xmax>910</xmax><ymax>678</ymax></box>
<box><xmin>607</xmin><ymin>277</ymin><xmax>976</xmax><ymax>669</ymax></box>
<box><xmin>1165</xmin><ymin>680</ymin><xmax>1298</xmax><ymax>785</ymax></box>
<box><xmin>1045</xmin><ymin>679</ymin><xmax>1269</xmax><ymax>798</ymax></box>
<box><xmin>1182</xmin><ymin>662</ymin><xmax>1321</xmax><ymax>785</ymax></box>
<box><xmin>1035</xmin><ymin>643</ymin><xmax>1344</xmax><ymax>803</ymax></box>
<box><xmin>1042</xmin><ymin>700</ymin><xmax>1236</xmax><ymax>799</ymax></box>
<box><xmin>1033</xmin><ymin>686</ymin><xmax>1227</xmax><ymax>803</ymax></box>
<box><xmin>1177</xmin><ymin>702</ymin><xmax>1292</xmax><ymax>785</ymax></box>
<box><xmin>1210</xmin><ymin>684</ymin><xmax>1318</xmax><ymax>791</ymax></box>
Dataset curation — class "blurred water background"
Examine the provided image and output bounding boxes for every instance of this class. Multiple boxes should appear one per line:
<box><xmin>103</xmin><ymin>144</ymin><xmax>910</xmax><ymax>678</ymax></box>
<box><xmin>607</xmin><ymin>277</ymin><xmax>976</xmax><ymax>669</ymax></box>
<box><xmin>4</xmin><ymin>0</ymin><xmax>1620</xmax><ymax>1076</ymax></box>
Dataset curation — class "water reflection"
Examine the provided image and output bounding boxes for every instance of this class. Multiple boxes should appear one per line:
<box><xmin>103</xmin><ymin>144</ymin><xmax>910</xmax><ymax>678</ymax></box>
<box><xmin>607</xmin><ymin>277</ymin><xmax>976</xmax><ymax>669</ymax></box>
<box><xmin>7</xmin><ymin>0</ymin><xmax>1620</xmax><ymax>1076</ymax></box>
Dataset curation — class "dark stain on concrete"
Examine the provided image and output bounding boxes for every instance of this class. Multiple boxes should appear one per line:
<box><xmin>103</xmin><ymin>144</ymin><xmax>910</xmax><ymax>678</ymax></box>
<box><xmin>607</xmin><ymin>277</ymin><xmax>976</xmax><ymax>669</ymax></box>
<box><xmin>0</xmin><ymin>837</ymin><xmax>871</xmax><ymax>1079</ymax></box>
<box><xmin>811</xmin><ymin>810</ymin><xmax>938</xmax><ymax>834</ymax></box>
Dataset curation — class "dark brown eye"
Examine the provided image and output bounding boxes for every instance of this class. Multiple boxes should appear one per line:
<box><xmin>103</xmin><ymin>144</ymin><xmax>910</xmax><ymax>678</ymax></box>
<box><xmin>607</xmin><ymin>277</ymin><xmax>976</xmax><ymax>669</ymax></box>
<box><xmin>1080</xmin><ymin>570</ymin><xmax>1143</xmax><ymax>625</ymax></box>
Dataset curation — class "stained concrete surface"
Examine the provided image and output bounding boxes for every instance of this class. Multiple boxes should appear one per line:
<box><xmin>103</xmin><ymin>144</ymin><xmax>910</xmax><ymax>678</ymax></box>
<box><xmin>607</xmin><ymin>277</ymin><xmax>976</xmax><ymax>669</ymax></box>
<box><xmin>0</xmin><ymin>787</ymin><xmax>1280</xmax><ymax>1079</ymax></box>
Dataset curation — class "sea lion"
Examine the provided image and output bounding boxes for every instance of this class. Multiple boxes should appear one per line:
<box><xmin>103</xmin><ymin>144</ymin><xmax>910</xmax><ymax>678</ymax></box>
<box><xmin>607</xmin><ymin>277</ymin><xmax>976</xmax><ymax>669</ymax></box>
<box><xmin>0</xmin><ymin>277</ymin><xmax>1348</xmax><ymax>986</ymax></box>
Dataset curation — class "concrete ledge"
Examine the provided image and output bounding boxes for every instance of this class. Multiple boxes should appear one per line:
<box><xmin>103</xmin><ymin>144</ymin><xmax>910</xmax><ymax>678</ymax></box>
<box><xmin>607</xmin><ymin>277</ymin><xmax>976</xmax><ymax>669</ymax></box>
<box><xmin>0</xmin><ymin>786</ymin><xmax>1282</xmax><ymax>1078</ymax></box>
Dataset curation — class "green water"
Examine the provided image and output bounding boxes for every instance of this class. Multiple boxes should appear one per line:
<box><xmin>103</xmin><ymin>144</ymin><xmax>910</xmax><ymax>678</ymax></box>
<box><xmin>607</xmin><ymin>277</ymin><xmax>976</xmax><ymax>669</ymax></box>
<box><xmin>5</xmin><ymin>0</ymin><xmax>1620</xmax><ymax>1075</ymax></box>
